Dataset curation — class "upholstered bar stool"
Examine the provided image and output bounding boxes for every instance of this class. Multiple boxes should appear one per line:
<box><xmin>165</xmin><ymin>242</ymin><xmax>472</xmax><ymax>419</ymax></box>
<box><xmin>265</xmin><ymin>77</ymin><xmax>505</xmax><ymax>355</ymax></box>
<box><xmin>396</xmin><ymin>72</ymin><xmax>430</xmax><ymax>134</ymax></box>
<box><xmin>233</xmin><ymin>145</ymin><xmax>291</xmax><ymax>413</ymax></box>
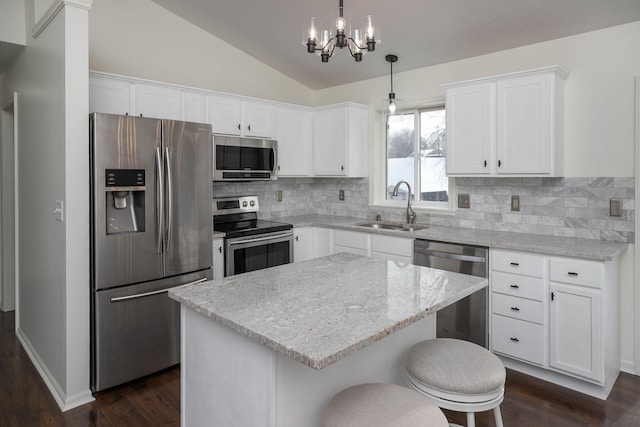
<box><xmin>323</xmin><ymin>383</ymin><xmax>449</xmax><ymax>427</ymax></box>
<box><xmin>405</xmin><ymin>339</ymin><xmax>506</xmax><ymax>427</ymax></box>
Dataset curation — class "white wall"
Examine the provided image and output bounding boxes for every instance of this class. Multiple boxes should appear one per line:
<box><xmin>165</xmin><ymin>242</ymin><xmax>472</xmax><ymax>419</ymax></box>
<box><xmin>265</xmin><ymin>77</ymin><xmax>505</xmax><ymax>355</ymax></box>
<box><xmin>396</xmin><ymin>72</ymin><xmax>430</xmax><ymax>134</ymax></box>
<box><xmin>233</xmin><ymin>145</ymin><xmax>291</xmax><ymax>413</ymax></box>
<box><xmin>0</xmin><ymin>0</ymin><xmax>92</xmax><ymax>410</ymax></box>
<box><xmin>88</xmin><ymin>0</ymin><xmax>315</xmax><ymax>106</ymax></box>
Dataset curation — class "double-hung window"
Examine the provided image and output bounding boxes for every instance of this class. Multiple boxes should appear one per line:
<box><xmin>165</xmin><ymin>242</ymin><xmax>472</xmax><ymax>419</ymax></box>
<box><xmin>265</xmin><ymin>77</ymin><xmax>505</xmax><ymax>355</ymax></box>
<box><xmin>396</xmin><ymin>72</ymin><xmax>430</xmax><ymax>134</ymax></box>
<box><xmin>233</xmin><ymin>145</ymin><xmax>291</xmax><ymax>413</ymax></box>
<box><xmin>385</xmin><ymin>106</ymin><xmax>451</xmax><ymax>210</ymax></box>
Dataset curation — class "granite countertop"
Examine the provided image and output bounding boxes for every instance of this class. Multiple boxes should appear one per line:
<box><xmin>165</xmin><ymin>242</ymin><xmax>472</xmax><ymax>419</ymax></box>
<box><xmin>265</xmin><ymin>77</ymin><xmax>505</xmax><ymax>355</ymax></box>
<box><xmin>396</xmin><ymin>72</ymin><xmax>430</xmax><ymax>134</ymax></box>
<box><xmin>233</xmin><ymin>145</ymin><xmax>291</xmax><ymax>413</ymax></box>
<box><xmin>274</xmin><ymin>214</ymin><xmax>627</xmax><ymax>261</ymax></box>
<box><xmin>169</xmin><ymin>253</ymin><xmax>487</xmax><ymax>369</ymax></box>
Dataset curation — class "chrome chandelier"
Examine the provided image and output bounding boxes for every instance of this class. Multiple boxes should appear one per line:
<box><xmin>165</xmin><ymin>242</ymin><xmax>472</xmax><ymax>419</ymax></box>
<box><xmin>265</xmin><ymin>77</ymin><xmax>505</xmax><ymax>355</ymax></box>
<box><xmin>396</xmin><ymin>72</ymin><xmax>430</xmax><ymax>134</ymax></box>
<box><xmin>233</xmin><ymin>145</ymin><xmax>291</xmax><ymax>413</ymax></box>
<box><xmin>305</xmin><ymin>0</ymin><xmax>379</xmax><ymax>63</ymax></box>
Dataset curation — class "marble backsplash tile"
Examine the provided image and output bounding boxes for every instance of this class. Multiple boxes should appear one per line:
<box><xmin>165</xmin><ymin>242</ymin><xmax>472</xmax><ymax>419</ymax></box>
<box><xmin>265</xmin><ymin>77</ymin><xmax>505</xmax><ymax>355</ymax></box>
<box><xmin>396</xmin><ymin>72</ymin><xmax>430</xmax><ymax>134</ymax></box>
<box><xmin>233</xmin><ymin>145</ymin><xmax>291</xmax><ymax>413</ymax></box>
<box><xmin>213</xmin><ymin>176</ymin><xmax>635</xmax><ymax>243</ymax></box>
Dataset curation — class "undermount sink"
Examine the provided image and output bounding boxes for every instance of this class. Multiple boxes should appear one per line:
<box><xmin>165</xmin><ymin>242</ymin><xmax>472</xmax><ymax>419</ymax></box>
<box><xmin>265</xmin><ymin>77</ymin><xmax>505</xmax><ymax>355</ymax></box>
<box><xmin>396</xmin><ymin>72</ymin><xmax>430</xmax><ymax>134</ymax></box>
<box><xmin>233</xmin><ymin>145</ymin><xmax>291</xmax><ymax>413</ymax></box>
<box><xmin>356</xmin><ymin>222</ymin><xmax>428</xmax><ymax>232</ymax></box>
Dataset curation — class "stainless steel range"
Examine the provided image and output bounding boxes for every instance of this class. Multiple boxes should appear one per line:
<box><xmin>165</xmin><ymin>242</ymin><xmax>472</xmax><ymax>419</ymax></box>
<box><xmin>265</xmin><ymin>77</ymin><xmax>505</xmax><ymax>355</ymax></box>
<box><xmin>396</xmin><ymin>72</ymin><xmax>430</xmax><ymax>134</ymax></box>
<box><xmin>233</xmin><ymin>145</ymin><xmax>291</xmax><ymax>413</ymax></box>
<box><xmin>213</xmin><ymin>196</ymin><xmax>293</xmax><ymax>276</ymax></box>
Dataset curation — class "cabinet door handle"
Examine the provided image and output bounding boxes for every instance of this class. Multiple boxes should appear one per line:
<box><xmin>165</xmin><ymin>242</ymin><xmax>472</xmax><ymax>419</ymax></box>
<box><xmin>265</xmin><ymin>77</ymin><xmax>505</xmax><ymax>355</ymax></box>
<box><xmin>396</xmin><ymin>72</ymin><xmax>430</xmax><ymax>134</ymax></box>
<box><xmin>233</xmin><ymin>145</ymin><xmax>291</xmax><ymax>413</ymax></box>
<box><xmin>483</xmin><ymin>160</ymin><xmax>487</xmax><ymax>167</ymax></box>
<box><xmin>247</xmin><ymin>124</ymin><xmax>251</xmax><ymax>131</ymax></box>
<box><xmin>277</xmin><ymin>165</ymin><xmax>281</xmax><ymax>171</ymax></box>
<box><xmin>510</xmin><ymin>337</ymin><xmax>520</xmax><ymax>342</ymax></box>
<box><xmin>510</xmin><ymin>262</ymin><xmax>519</xmax><ymax>267</ymax></box>
<box><xmin>498</xmin><ymin>160</ymin><xmax>502</xmax><ymax>167</ymax></box>
<box><xmin>568</xmin><ymin>272</ymin><xmax>578</xmax><ymax>277</ymax></box>
<box><xmin>295</xmin><ymin>236</ymin><xmax>299</xmax><ymax>242</ymax></box>
<box><xmin>341</xmin><ymin>165</ymin><xmax>345</xmax><ymax>171</ymax></box>
<box><xmin>237</xmin><ymin>123</ymin><xmax>241</xmax><ymax>130</ymax></box>
<box><xmin>218</xmin><ymin>246</ymin><xmax>222</xmax><ymax>253</ymax></box>
<box><xmin>510</xmin><ymin>284</ymin><xmax>520</xmax><ymax>289</ymax></box>
<box><xmin>551</xmin><ymin>292</ymin><xmax>555</xmax><ymax>301</ymax></box>
<box><xmin>510</xmin><ymin>307</ymin><xmax>520</xmax><ymax>312</ymax></box>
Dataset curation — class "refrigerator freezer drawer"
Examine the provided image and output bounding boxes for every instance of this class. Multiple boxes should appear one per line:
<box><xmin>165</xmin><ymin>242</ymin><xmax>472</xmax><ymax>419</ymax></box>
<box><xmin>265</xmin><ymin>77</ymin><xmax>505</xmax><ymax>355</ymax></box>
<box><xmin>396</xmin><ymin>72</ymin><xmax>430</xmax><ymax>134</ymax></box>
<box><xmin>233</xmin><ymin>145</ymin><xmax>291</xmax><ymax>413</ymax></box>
<box><xmin>91</xmin><ymin>269</ymin><xmax>211</xmax><ymax>392</ymax></box>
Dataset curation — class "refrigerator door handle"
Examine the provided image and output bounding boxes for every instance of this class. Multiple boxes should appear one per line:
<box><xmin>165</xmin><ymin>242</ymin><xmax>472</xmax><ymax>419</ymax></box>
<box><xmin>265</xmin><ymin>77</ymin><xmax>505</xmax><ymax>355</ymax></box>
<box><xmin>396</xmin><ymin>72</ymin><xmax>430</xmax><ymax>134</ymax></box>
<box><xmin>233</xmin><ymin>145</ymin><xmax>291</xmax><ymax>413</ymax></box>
<box><xmin>109</xmin><ymin>277</ymin><xmax>208</xmax><ymax>302</ymax></box>
<box><xmin>164</xmin><ymin>146</ymin><xmax>173</xmax><ymax>253</ymax></box>
<box><xmin>155</xmin><ymin>147</ymin><xmax>164</xmax><ymax>254</ymax></box>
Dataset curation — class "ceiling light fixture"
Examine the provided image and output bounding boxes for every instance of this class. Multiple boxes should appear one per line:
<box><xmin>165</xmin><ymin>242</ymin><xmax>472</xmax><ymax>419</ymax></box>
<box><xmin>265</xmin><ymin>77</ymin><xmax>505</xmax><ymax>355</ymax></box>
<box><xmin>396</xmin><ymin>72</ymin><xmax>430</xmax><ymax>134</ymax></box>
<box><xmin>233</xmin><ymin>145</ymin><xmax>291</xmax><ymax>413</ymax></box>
<box><xmin>386</xmin><ymin>54</ymin><xmax>398</xmax><ymax>113</ymax></box>
<box><xmin>306</xmin><ymin>0</ymin><xmax>379</xmax><ymax>63</ymax></box>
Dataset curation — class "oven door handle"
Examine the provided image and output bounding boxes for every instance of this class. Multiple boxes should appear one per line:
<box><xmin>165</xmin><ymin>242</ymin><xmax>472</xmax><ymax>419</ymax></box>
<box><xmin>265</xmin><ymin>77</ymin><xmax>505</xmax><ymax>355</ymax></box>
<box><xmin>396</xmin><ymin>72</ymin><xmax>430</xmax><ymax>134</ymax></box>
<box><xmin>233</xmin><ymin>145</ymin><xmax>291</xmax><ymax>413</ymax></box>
<box><xmin>228</xmin><ymin>231</ymin><xmax>293</xmax><ymax>246</ymax></box>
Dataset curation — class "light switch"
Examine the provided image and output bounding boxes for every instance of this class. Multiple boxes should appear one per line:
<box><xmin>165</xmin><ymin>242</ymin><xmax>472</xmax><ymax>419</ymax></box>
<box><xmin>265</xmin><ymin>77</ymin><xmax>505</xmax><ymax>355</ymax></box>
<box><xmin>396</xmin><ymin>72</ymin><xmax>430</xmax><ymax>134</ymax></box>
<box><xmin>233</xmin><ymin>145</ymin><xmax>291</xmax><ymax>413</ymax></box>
<box><xmin>54</xmin><ymin>200</ymin><xmax>64</xmax><ymax>222</ymax></box>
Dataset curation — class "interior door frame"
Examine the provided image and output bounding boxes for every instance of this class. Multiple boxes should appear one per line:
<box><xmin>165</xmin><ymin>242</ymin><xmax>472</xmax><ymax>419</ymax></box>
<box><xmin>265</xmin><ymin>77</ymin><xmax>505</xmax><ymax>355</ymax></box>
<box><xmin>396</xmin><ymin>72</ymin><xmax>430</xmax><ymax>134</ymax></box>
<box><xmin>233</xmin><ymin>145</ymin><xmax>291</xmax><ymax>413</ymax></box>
<box><xmin>0</xmin><ymin>92</ymin><xmax>18</xmax><ymax>316</ymax></box>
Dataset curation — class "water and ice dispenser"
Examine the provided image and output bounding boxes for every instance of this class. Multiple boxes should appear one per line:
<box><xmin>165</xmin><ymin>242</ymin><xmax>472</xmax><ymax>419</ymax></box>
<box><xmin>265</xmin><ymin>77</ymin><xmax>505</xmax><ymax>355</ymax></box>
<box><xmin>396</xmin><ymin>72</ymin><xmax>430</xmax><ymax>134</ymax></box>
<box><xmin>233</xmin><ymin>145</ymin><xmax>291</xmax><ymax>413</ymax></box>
<box><xmin>105</xmin><ymin>169</ymin><xmax>146</xmax><ymax>234</ymax></box>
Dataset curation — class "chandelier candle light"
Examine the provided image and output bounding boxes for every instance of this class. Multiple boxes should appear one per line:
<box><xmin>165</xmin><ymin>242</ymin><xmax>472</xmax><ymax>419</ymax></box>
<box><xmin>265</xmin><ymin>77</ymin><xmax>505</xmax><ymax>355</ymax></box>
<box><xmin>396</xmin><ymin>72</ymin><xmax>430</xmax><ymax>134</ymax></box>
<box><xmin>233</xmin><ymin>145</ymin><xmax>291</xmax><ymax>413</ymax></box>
<box><xmin>306</xmin><ymin>0</ymin><xmax>379</xmax><ymax>62</ymax></box>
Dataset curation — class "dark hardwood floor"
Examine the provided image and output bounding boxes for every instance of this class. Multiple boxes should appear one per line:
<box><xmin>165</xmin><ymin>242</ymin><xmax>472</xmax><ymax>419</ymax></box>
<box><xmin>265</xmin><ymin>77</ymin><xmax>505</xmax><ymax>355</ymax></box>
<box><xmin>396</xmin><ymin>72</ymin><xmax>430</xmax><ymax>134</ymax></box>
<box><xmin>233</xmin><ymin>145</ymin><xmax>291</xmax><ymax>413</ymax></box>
<box><xmin>1</xmin><ymin>309</ymin><xmax>639</xmax><ymax>426</ymax></box>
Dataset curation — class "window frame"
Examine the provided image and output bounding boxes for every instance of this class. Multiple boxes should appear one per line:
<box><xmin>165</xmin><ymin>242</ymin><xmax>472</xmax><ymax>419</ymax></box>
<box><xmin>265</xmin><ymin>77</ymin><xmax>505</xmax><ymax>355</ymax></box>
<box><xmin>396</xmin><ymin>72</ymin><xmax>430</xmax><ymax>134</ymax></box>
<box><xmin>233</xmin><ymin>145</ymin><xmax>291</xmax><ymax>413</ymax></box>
<box><xmin>369</xmin><ymin>100</ymin><xmax>456</xmax><ymax>214</ymax></box>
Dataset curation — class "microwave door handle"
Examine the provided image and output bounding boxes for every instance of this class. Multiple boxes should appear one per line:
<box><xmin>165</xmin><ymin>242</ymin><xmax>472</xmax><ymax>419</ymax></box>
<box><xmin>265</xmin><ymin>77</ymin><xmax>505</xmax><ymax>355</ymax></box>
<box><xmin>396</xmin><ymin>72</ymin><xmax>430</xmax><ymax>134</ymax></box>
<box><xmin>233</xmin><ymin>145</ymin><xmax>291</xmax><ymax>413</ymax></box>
<box><xmin>155</xmin><ymin>147</ymin><xmax>163</xmax><ymax>254</ymax></box>
<box><xmin>164</xmin><ymin>146</ymin><xmax>173</xmax><ymax>252</ymax></box>
<box><xmin>272</xmin><ymin>145</ymin><xmax>278</xmax><ymax>176</ymax></box>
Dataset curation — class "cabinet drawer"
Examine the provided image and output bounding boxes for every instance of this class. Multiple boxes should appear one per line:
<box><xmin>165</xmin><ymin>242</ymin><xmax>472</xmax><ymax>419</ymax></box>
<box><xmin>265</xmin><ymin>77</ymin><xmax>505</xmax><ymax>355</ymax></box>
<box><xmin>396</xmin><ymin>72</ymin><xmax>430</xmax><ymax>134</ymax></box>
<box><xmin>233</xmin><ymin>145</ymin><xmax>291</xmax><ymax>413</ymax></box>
<box><xmin>370</xmin><ymin>235</ymin><xmax>413</xmax><ymax>257</ymax></box>
<box><xmin>492</xmin><ymin>249</ymin><xmax>544</xmax><ymax>277</ymax></box>
<box><xmin>334</xmin><ymin>245</ymin><xmax>368</xmax><ymax>257</ymax></box>
<box><xmin>549</xmin><ymin>257</ymin><xmax>603</xmax><ymax>289</ymax></box>
<box><xmin>491</xmin><ymin>314</ymin><xmax>545</xmax><ymax>365</ymax></box>
<box><xmin>491</xmin><ymin>271</ymin><xmax>545</xmax><ymax>301</ymax></box>
<box><xmin>492</xmin><ymin>293</ymin><xmax>544</xmax><ymax>324</ymax></box>
<box><xmin>333</xmin><ymin>230</ymin><xmax>368</xmax><ymax>250</ymax></box>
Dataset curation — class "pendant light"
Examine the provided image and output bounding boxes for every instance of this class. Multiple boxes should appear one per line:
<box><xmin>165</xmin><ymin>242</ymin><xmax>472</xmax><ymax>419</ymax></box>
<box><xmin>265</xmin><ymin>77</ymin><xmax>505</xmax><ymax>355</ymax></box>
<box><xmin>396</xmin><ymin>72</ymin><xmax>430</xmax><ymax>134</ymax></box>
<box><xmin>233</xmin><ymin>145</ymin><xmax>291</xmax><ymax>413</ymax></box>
<box><xmin>386</xmin><ymin>54</ymin><xmax>398</xmax><ymax>113</ymax></box>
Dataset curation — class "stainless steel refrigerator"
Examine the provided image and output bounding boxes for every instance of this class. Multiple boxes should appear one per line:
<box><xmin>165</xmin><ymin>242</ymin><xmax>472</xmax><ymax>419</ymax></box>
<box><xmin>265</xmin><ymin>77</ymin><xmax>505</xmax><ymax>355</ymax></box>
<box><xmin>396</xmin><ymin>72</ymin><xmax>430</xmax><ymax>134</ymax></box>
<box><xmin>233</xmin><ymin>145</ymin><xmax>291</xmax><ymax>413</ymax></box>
<box><xmin>89</xmin><ymin>113</ymin><xmax>213</xmax><ymax>392</ymax></box>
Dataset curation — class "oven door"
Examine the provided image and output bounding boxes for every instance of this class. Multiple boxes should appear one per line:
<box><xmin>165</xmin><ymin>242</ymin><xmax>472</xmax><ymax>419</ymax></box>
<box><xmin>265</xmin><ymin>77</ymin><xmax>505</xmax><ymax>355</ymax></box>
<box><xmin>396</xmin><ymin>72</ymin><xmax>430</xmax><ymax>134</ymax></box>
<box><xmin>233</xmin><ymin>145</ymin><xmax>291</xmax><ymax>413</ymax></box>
<box><xmin>225</xmin><ymin>230</ymin><xmax>293</xmax><ymax>276</ymax></box>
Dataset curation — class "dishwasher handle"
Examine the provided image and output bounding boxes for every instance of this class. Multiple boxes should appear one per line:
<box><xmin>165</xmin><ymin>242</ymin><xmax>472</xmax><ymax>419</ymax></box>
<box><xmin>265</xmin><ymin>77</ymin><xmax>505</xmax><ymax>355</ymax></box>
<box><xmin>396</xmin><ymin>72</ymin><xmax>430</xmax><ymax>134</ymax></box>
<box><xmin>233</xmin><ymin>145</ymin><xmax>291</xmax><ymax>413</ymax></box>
<box><xmin>415</xmin><ymin>248</ymin><xmax>487</xmax><ymax>264</ymax></box>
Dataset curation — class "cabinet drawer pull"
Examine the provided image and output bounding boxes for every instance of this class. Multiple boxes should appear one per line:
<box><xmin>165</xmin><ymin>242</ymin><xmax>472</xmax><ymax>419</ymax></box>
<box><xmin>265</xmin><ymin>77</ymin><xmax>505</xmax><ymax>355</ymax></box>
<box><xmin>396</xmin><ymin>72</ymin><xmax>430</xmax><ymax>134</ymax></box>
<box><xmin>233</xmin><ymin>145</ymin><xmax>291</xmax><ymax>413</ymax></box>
<box><xmin>510</xmin><ymin>284</ymin><xmax>520</xmax><ymax>289</ymax></box>
<box><xmin>510</xmin><ymin>337</ymin><xmax>520</xmax><ymax>342</ymax></box>
<box><xmin>568</xmin><ymin>271</ymin><xmax>578</xmax><ymax>276</ymax></box>
<box><xmin>510</xmin><ymin>307</ymin><xmax>520</xmax><ymax>312</ymax></box>
<box><xmin>510</xmin><ymin>262</ymin><xmax>519</xmax><ymax>267</ymax></box>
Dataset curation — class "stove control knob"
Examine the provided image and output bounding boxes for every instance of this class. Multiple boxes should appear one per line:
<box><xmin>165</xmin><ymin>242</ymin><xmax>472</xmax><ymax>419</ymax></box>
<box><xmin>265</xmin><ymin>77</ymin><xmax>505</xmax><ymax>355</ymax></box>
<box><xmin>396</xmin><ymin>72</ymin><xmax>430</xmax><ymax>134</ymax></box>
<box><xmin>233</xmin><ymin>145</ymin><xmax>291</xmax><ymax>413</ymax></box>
<box><xmin>242</xmin><ymin>201</ymin><xmax>248</xmax><ymax>207</ymax></box>
<box><xmin>250</xmin><ymin>201</ymin><xmax>255</xmax><ymax>207</ymax></box>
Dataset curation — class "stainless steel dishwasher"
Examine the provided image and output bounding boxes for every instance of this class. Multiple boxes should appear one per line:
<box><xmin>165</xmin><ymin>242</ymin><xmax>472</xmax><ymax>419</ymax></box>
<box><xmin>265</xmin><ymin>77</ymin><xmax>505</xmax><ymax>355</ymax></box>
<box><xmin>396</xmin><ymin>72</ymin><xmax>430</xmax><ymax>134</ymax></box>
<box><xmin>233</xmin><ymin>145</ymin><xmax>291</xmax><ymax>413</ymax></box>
<box><xmin>413</xmin><ymin>239</ymin><xmax>488</xmax><ymax>348</ymax></box>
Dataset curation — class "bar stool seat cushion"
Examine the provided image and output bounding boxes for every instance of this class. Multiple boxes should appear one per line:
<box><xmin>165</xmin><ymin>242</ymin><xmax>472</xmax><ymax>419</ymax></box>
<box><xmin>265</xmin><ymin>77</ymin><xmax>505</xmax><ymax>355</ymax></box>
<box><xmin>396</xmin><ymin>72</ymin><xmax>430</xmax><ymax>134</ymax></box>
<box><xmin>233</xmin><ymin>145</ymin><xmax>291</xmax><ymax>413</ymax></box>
<box><xmin>405</xmin><ymin>338</ymin><xmax>506</xmax><ymax>397</ymax></box>
<box><xmin>323</xmin><ymin>383</ymin><xmax>449</xmax><ymax>427</ymax></box>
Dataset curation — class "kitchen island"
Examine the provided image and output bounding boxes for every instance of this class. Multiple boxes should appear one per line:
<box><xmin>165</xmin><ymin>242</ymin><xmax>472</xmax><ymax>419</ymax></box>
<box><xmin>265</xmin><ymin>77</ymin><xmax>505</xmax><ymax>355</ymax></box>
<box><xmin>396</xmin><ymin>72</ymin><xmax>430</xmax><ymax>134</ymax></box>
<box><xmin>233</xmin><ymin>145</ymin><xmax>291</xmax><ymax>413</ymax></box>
<box><xmin>169</xmin><ymin>253</ymin><xmax>487</xmax><ymax>427</ymax></box>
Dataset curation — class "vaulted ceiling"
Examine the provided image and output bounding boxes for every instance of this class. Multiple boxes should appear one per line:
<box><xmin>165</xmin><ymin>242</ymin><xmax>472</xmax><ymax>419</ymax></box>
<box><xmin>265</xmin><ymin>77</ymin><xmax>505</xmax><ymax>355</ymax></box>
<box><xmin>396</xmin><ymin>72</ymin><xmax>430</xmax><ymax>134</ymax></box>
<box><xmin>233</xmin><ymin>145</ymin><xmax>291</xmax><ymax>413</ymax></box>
<box><xmin>150</xmin><ymin>0</ymin><xmax>640</xmax><ymax>90</ymax></box>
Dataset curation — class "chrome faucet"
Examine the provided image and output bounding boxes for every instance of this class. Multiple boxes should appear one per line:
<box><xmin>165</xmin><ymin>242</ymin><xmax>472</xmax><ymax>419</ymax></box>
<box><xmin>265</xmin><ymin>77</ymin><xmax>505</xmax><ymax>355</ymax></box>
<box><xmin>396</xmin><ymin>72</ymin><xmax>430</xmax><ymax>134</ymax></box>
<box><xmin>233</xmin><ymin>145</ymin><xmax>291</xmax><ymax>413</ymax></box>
<box><xmin>392</xmin><ymin>180</ymin><xmax>416</xmax><ymax>224</ymax></box>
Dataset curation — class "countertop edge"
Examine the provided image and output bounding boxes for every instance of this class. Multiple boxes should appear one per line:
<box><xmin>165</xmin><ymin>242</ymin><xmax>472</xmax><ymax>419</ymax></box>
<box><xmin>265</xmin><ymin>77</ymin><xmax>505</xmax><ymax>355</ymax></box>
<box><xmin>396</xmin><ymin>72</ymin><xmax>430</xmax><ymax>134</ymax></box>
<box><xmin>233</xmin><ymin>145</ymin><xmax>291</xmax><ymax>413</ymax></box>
<box><xmin>275</xmin><ymin>214</ymin><xmax>628</xmax><ymax>261</ymax></box>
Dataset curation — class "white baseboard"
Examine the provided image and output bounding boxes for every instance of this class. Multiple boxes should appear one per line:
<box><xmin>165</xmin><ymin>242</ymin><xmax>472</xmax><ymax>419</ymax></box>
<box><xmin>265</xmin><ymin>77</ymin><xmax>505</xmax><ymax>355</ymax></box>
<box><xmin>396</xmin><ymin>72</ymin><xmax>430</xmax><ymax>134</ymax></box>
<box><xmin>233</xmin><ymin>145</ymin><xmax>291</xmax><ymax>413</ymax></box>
<box><xmin>620</xmin><ymin>359</ymin><xmax>637</xmax><ymax>376</ymax></box>
<box><xmin>15</xmin><ymin>327</ymin><xmax>94</xmax><ymax>411</ymax></box>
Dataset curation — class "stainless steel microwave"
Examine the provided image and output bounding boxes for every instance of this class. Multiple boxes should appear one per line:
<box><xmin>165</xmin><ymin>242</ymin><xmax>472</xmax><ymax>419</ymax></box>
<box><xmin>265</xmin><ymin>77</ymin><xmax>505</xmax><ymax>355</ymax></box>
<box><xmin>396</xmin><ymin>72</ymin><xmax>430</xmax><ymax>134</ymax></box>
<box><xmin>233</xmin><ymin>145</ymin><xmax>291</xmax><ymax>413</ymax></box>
<box><xmin>212</xmin><ymin>135</ymin><xmax>278</xmax><ymax>181</ymax></box>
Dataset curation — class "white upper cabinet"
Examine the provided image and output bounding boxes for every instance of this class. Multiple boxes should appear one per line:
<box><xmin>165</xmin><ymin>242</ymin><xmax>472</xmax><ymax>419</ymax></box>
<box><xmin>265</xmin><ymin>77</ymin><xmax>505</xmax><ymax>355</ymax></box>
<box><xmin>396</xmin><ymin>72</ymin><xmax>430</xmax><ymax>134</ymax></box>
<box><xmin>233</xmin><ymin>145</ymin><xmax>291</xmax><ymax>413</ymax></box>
<box><xmin>275</xmin><ymin>105</ymin><xmax>313</xmax><ymax>177</ymax></box>
<box><xmin>184</xmin><ymin>91</ymin><xmax>209</xmax><ymax>124</ymax></box>
<box><xmin>210</xmin><ymin>95</ymin><xmax>275</xmax><ymax>138</ymax></box>
<box><xmin>444</xmin><ymin>66</ymin><xmax>567</xmax><ymax>177</ymax></box>
<box><xmin>445</xmin><ymin>82</ymin><xmax>495</xmax><ymax>175</ymax></box>
<box><xmin>313</xmin><ymin>103</ymin><xmax>368</xmax><ymax>177</ymax></box>
<box><xmin>133</xmin><ymin>83</ymin><xmax>183</xmax><ymax>120</ymax></box>
<box><xmin>89</xmin><ymin>75</ymin><xmax>132</xmax><ymax>116</ymax></box>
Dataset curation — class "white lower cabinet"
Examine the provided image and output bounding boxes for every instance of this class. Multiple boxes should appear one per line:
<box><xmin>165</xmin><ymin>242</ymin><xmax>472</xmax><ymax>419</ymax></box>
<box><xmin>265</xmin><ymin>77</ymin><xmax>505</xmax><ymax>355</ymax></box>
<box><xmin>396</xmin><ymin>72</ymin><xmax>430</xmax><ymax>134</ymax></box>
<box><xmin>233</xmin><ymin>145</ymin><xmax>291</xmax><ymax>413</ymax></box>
<box><xmin>490</xmin><ymin>248</ymin><xmax>620</xmax><ymax>398</ymax></box>
<box><xmin>549</xmin><ymin>257</ymin><xmax>605</xmax><ymax>383</ymax></box>
<box><xmin>293</xmin><ymin>227</ymin><xmax>314</xmax><ymax>263</ymax></box>
<box><xmin>490</xmin><ymin>249</ymin><xmax>547</xmax><ymax>366</ymax></box>
<box><xmin>212</xmin><ymin>237</ymin><xmax>224</xmax><ymax>279</ymax></box>
<box><xmin>312</xmin><ymin>228</ymin><xmax>332</xmax><ymax>259</ymax></box>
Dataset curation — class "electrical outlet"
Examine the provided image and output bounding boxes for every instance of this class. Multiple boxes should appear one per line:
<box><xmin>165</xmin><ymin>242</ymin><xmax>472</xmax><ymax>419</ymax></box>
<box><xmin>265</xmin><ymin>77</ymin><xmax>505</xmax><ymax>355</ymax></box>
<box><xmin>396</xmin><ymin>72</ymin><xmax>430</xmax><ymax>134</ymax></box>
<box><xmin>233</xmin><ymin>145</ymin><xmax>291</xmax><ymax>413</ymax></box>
<box><xmin>339</xmin><ymin>189</ymin><xmax>345</xmax><ymax>201</ymax></box>
<box><xmin>277</xmin><ymin>190</ymin><xmax>283</xmax><ymax>202</ymax></box>
<box><xmin>610</xmin><ymin>198</ymin><xmax>622</xmax><ymax>217</ymax></box>
<box><xmin>511</xmin><ymin>195</ymin><xmax>520</xmax><ymax>212</ymax></box>
<box><xmin>457</xmin><ymin>194</ymin><xmax>470</xmax><ymax>209</ymax></box>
